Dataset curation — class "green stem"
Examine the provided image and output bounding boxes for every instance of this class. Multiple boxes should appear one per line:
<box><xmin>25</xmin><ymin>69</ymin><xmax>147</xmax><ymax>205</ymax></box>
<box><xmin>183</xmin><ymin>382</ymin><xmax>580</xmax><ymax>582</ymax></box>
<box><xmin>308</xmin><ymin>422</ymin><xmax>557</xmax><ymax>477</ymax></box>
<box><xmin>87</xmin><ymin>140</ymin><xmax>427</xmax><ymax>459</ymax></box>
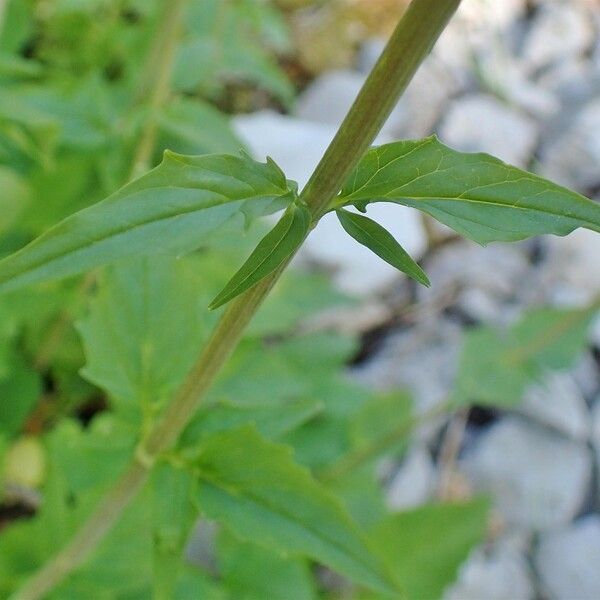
<box><xmin>129</xmin><ymin>0</ymin><xmax>187</xmax><ymax>179</ymax></box>
<box><xmin>12</xmin><ymin>2</ymin><xmax>461</xmax><ymax>598</ymax></box>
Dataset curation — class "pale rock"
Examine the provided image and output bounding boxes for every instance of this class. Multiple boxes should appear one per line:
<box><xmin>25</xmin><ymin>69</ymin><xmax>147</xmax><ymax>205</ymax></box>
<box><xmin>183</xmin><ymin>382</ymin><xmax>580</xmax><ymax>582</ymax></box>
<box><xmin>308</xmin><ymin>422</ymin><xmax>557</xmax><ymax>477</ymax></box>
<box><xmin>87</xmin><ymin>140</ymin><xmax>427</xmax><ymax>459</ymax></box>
<box><xmin>233</xmin><ymin>110</ymin><xmax>342</xmax><ymax>188</ymax></box>
<box><xmin>386</xmin><ymin>446</ymin><xmax>436</xmax><ymax>510</ymax></box>
<box><xmin>535</xmin><ymin>516</ymin><xmax>600</xmax><ymax>600</ymax></box>
<box><xmin>444</xmin><ymin>535</ymin><xmax>534</xmax><ymax>600</ymax></box>
<box><xmin>353</xmin><ymin>319</ymin><xmax>462</xmax><ymax>436</ymax></box>
<box><xmin>522</xmin><ymin>3</ymin><xmax>594</xmax><ymax>71</ymax></box>
<box><xmin>357</xmin><ymin>45</ymin><xmax>463</xmax><ymax>138</ymax></box>
<box><xmin>418</xmin><ymin>241</ymin><xmax>531</xmax><ymax>323</ymax></box>
<box><xmin>544</xmin><ymin>229</ymin><xmax>600</xmax><ymax>302</ymax></box>
<box><xmin>591</xmin><ymin>400</ymin><xmax>600</xmax><ymax>451</ymax></box>
<box><xmin>520</xmin><ymin>372</ymin><xmax>590</xmax><ymax>441</ymax></box>
<box><xmin>456</xmin><ymin>0</ymin><xmax>526</xmax><ymax>31</ymax></box>
<box><xmin>463</xmin><ymin>418</ymin><xmax>591</xmax><ymax>530</ymax></box>
<box><xmin>539</xmin><ymin>99</ymin><xmax>600</xmax><ymax>189</ymax></box>
<box><xmin>478</xmin><ymin>47</ymin><xmax>560</xmax><ymax>118</ymax></box>
<box><xmin>539</xmin><ymin>58</ymin><xmax>598</xmax><ymax>104</ymax></box>
<box><xmin>295</xmin><ymin>69</ymin><xmax>366</xmax><ymax>128</ymax></box>
<box><xmin>233</xmin><ymin>111</ymin><xmax>427</xmax><ymax>295</ymax></box>
<box><xmin>570</xmin><ymin>353</ymin><xmax>600</xmax><ymax>400</ymax></box>
<box><xmin>438</xmin><ymin>94</ymin><xmax>538</xmax><ymax>167</ymax></box>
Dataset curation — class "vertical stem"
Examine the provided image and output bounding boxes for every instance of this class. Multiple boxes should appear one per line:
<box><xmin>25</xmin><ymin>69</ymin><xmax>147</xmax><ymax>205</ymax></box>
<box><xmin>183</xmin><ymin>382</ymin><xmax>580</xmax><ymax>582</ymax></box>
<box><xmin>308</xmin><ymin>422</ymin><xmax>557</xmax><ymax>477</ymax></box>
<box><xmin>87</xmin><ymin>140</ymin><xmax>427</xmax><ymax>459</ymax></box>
<box><xmin>12</xmin><ymin>2</ymin><xmax>462</xmax><ymax>598</ymax></box>
<box><xmin>129</xmin><ymin>0</ymin><xmax>187</xmax><ymax>179</ymax></box>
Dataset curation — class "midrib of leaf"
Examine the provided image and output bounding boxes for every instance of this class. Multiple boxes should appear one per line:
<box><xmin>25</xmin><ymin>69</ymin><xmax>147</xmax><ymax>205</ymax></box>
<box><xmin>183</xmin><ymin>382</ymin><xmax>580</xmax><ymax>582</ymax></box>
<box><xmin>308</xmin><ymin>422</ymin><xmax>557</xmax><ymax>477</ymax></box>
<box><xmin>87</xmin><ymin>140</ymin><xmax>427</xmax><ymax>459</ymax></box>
<box><xmin>0</xmin><ymin>191</ymin><xmax>282</xmax><ymax>287</ymax></box>
<box><xmin>225</xmin><ymin>211</ymin><xmax>296</xmax><ymax>293</ymax></box>
<box><xmin>194</xmin><ymin>468</ymin><xmax>384</xmax><ymax>581</ymax></box>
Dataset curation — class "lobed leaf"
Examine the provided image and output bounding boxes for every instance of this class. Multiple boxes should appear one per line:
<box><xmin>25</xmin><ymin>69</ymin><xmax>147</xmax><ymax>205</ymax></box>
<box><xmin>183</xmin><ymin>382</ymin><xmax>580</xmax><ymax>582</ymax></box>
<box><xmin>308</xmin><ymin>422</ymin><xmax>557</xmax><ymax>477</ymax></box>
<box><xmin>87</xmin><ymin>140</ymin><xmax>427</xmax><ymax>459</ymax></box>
<box><xmin>209</xmin><ymin>201</ymin><xmax>311</xmax><ymax>309</ymax></box>
<box><xmin>338</xmin><ymin>136</ymin><xmax>600</xmax><ymax>245</ymax></box>
<box><xmin>336</xmin><ymin>209</ymin><xmax>429</xmax><ymax>286</ymax></box>
<box><xmin>189</xmin><ymin>425</ymin><xmax>398</xmax><ymax>595</ymax></box>
<box><xmin>0</xmin><ymin>151</ymin><xmax>295</xmax><ymax>293</ymax></box>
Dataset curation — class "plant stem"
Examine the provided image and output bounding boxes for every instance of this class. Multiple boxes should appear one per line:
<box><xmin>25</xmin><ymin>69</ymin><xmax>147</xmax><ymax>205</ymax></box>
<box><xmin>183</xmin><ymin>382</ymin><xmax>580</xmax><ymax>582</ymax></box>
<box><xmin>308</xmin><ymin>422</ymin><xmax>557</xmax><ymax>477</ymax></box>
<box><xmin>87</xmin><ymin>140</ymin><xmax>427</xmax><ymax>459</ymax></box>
<box><xmin>12</xmin><ymin>1</ymin><xmax>461</xmax><ymax>598</ymax></box>
<box><xmin>129</xmin><ymin>0</ymin><xmax>187</xmax><ymax>179</ymax></box>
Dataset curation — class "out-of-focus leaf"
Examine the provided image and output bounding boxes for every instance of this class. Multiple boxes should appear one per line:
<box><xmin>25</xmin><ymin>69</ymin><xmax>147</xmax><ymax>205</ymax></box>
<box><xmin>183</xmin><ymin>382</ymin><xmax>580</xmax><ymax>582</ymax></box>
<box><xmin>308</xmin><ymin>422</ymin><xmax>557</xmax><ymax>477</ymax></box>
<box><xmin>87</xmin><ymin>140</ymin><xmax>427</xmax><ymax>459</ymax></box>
<box><xmin>0</xmin><ymin>354</ymin><xmax>42</xmax><ymax>437</ymax></box>
<box><xmin>78</xmin><ymin>256</ymin><xmax>211</xmax><ymax>421</ymax></box>
<box><xmin>367</xmin><ymin>499</ymin><xmax>490</xmax><ymax>600</ymax></box>
<box><xmin>180</xmin><ymin>398</ymin><xmax>323</xmax><ymax>447</ymax></box>
<box><xmin>453</xmin><ymin>304</ymin><xmax>598</xmax><ymax>408</ymax></box>
<box><xmin>151</xmin><ymin>464</ymin><xmax>196</xmax><ymax>600</ymax></box>
<box><xmin>0</xmin><ymin>167</ymin><xmax>30</xmax><ymax>236</ymax></box>
<box><xmin>338</xmin><ymin>136</ymin><xmax>600</xmax><ymax>245</ymax></box>
<box><xmin>217</xmin><ymin>533</ymin><xmax>317</xmax><ymax>600</ymax></box>
<box><xmin>158</xmin><ymin>97</ymin><xmax>242</xmax><ymax>156</ymax></box>
<box><xmin>0</xmin><ymin>152</ymin><xmax>295</xmax><ymax>293</ymax></box>
<box><xmin>188</xmin><ymin>425</ymin><xmax>398</xmax><ymax>595</ymax></box>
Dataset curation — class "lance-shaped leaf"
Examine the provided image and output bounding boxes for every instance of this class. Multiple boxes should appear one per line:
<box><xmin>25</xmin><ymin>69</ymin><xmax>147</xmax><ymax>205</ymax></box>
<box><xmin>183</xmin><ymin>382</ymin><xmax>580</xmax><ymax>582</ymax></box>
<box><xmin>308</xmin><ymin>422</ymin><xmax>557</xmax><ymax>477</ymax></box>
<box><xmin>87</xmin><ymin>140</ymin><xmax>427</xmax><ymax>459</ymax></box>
<box><xmin>336</xmin><ymin>209</ymin><xmax>429</xmax><ymax>286</ymax></box>
<box><xmin>209</xmin><ymin>202</ymin><xmax>311</xmax><ymax>309</ymax></box>
<box><xmin>188</xmin><ymin>425</ymin><xmax>398</xmax><ymax>595</ymax></box>
<box><xmin>337</xmin><ymin>136</ymin><xmax>600</xmax><ymax>245</ymax></box>
<box><xmin>0</xmin><ymin>151</ymin><xmax>295</xmax><ymax>293</ymax></box>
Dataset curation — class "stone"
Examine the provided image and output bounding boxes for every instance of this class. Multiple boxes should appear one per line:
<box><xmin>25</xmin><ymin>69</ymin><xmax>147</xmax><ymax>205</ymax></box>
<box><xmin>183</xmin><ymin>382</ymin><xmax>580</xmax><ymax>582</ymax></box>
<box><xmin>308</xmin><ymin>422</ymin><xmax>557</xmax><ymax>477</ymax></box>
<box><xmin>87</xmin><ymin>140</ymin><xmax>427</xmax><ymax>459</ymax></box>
<box><xmin>438</xmin><ymin>94</ymin><xmax>538</xmax><ymax>167</ymax></box>
<box><xmin>535</xmin><ymin>516</ymin><xmax>600</xmax><ymax>600</ymax></box>
<box><xmin>444</xmin><ymin>534</ymin><xmax>534</xmax><ymax>600</ymax></box>
<box><xmin>462</xmin><ymin>417</ymin><xmax>591</xmax><ymax>530</ymax></box>
<box><xmin>386</xmin><ymin>446</ymin><xmax>436</xmax><ymax>510</ymax></box>
<box><xmin>520</xmin><ymin>372</ymin><xmax>590</xmax><ymax>441</ymax></box>
<box><xmin>544</xmin><ymin>228</ymin><xmax>600</xmax><ymax>303</ymax></box>
<box><xmin>357</xmin><ymin>45</ymin><xmax>463</xmax><ymax>138</ymax></box>
<box><xmin>522</xmin><ymin>3</ymin><xmax>594</xmax><ymax>71</ymax></box>
<box><xmin>539</xmin><ymin>99</ymin><xmax>600</xmax><ymax>190</ymax></box>
<box><xmin>353</xmin><ymin>318</ymin><xmax>462</xmax><ymax>438</ymax></box>
<box><xmin>232</xmin><ymin>110</ymin><xmax>342</xmax><ymax>188</ymax></box>
<box><xmin>295</xmin><ymin>69</ymin><xmax>366</xmax><ymax>128</ymax></box>
<box><xmin>418</xmin><ymin>241</ymin><xmax>531</xmax><ymax>324</ymax></box>
<box><xmin>478</xmin><ymin>47</ymin><xmax>560</xmax><ymax>119</ymax></box>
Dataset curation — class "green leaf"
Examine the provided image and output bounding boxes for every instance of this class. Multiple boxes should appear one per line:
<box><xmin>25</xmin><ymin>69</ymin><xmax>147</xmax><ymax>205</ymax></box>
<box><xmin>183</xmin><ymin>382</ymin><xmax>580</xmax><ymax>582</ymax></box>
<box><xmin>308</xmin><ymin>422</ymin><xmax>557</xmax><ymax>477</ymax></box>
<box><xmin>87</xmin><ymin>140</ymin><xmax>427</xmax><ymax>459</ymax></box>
<box><xmin>453</xmin><ymin>304</ymin><xmax>597</xmax><ymax>408</ymax></box>
<box><xmin>210</xmin><ymin>202</ymin><xmax>311</xmax><ymax>309</ymax></box>
<box><xmin>189</xmin><ymin>425</ymin><xmax>398</xmax><ymax>595</ymax></box>
<box><xmin>0</xmin><ymin>151</ymin><xmax>295</xmax><ymax>293</ymax></box>
<box><xmin>336</xmin><ymin>210</ymin><xmax>429</xmax><ymax>286</ymax></box>
<box><xmin>338</xmin><ymin>136</ymin><xmax>600</xmax><ymax>245</ymax></box>
<box><xmin>217</xmin><ymin>533</ymin><xmax>317</xmax><ymax>600</ymax></box>
<box><xmin>0</xmin><ymin>166</ymin><xmax>30</xmax><ymax>235</ymax></box>
<box><xmin>180</xmin><ymin>398</ymin><xmax>323</xmax><ymax>446</ymax></box>
<box><xmin>151</xmin><ymin>464</ymin><xmax>196</xmax><ymax>600</ymax></box>
<box><xmin>368</xmin><ymin>500</ymin><xmax>489</xmax><ymax>600</ymax></box>
<box><xmin>77</xmin><ymin>256</ymin><xmax>211</xmax><ymax>421</ymax></box>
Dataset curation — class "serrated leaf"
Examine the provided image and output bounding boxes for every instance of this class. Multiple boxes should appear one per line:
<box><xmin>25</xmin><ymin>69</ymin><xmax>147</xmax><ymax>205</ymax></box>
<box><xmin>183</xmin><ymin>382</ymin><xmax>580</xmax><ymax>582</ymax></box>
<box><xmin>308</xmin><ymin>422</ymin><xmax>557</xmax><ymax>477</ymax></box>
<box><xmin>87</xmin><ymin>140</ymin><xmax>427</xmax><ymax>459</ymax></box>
<box><xmin>189</xmin><ymin>425</ymin><xmax>398</xmax><ymax>595</ymax></box>
<box><xmin>0</xmin><ymin>151</ymin><xmax>295</xmax><ymax>293</ymax></box>
<box><xmin>336</xmin><ymin>210</ymin><xmax>429</xmax><ymax>286</ymax></box>
<box><xmin>338</xmin><ymin>136</ymin><xmax>600</xmax><ymax>245</ymax></box>
<box><xmin>210</xmin><ymin>202</ymin><xmax>311</xmax><ymax>309</ymax></box>
<box><xmin>367</xmin><ymin>499</ymin><xmax>489</xmax><ymax>600</ymax></box>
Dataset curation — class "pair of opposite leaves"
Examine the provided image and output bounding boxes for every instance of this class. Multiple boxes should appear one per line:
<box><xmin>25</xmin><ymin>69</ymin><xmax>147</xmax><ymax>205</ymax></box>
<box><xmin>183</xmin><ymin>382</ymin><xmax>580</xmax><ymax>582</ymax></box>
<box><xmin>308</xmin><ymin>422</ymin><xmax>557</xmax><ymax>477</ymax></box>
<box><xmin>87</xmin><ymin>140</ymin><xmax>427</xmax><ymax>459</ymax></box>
<box><xmin>0</xmin><ymin>136</ymin><xmax>599</xmax><ymax>302</ymax></box>
<box><xmin>209</xmin><ymin>202</ymin><xmax>428</xmax><ymax>310</ymax></box>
